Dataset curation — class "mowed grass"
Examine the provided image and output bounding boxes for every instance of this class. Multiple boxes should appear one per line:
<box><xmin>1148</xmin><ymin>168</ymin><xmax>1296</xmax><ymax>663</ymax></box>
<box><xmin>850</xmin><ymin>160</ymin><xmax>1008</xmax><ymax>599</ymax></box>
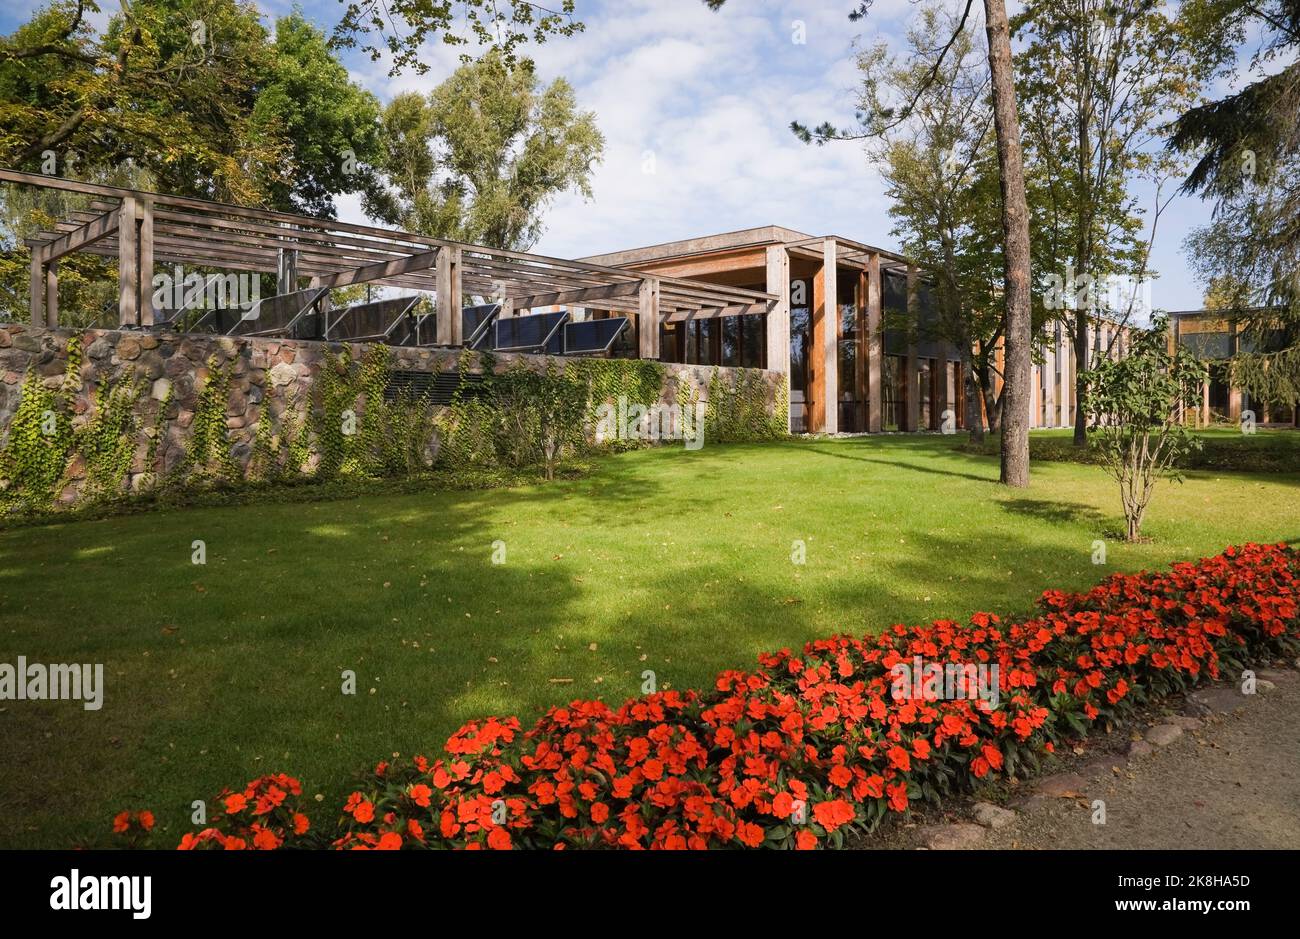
<box><xmin>1</xmin><ymin>434</ymin><xmax>1297</xmax><ymax>848</ymax></box>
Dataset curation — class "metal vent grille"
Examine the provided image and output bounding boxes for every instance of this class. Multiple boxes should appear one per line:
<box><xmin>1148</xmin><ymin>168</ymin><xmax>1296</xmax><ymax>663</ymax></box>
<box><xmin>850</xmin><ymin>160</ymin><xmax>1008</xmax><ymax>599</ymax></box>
<box><xmin>383</xmin><ymin>369</ymin><xmax>487</xmax><ymax>405</ymax></box>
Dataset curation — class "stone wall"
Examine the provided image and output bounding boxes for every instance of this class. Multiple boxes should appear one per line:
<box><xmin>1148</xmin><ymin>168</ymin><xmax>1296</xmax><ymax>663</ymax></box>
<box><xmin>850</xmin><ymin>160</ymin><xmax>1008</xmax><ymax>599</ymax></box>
<box><xmin>0</xmin><ymin>323</ymin><xmax>784</xmax><ymax>508</ymax></box>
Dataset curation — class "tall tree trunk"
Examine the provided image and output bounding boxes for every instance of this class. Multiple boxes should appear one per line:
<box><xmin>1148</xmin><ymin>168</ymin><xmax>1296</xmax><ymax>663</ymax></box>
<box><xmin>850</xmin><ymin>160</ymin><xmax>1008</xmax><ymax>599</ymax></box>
<box><xmin>1073</xmin><ymin>310</ymin><xmax>1089</xmax><ymax>444</ymax></box>
<box><xmin>984</xmin><ymin>0</ymin><xmax>1032</xmax><ymax>488</ymax></box>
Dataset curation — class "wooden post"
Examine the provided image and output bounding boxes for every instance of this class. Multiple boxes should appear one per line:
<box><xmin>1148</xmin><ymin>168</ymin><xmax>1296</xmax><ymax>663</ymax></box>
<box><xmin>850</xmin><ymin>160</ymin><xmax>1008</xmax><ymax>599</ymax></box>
<box><xmin>118</xmin><ymin>196</ymin><xmax>138</xmax><ymax>326</ymax></box>
<box><xmin>436</xmin><ymin>246</ymin><xmax>463</xmax><ymax>345</ymax></box>
<box><xmin>810</xmin><ymin>240</ymin><xmax>839</xmax><ymax>434</ymax></box>
<box><xmin>277</xmin><ymin>246</ymin><xmax>298</xmax><ymax>295</ymax></box>
<box><xmin>29</xmin><ymin>249</ymin><xmax>44</xmax><ymax>327</ymax></box>
<box><xmin>317</xmin><ymin>291</ymin><xmax>332</xmax><ymax>341</ymax></box>
<box><xmin>638</xmin><ymin>278</ymin><xmax>660</xmax><ymax>360</ymax></box>
<box><xmin>866</xmin><ymin>253</ymin><xmax>882</xmax><ymax>432</ymax></box>
<box><xmin>138</xmin><ymin>199</ymin><xmax>154</xmax><ymax>326</ymax></box>
<box><xmin>822</xmin><ymin>240</ymin><xmax>838</xmax><ymax>434</ymax></box>
<box><xmin>45</xmin><ymin>260</ymin><xmax>58</xmax><ymax>327</ymax></box>
<box><xmin>765</xmin><ymin>245</ymin><xmax>791</xmax><ymax>432</ymax></box>
<box><xmin>905</xmin><ymin>264</ymin><xmax>920</xmax><ymax>432</ymax></box>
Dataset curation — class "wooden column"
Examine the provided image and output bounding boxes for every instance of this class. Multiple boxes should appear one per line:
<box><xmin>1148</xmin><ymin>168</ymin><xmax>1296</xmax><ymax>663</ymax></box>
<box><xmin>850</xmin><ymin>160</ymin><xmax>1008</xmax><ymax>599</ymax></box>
<box><xmin>138</xmin><ymin>199</ymin><xmax>155</xmax><ymax>326</ymax></box>
<box><xmin>638</xmin><ymin>278</ymin><xmax>661</xmax><ymax>360</ymax></box>
<box><xmin>276</xmin><ymin>246</ymin><xmax>298</xmax><ymax>295</ymax></box>
<box><xmin>866</xmin><ymin>253</ymin><xmax>882</xmax><ymax>432</ymax></box>
<box><xmin>905</xmin><ymin>264</ymin><xmax>920</xmax><ymax>432</ymax></box>
<box><xmin>45</xmin><ymin>261</ymin><xmax>58</xmax><ymax>327</ymax></box>
<box><xmin>436</xmin><ymin>246</ymin><xmax>462</xmax><ymax>345</ymax></box>
<box><xmin>317</xmin><ymin>291</ymin><xmax>332</xmax><ymax>341</ymax></box>
<box><xmin>765</xmin><ymin>245</ymin><xmax>792</xmax><ymax>432</ymax></box>
<box><xmin>1201</xmin><ymin>378</ymin><xmax>1210</xmax><ymax>426</ymax></box>
<box><xmin>29</xmin><ymin>249</ymin><xmax>44</xmax><ymax>327</ymax></box>
<box><xmin>809</xmin><ymin>239</ymin><xmax>838</xmax><ymax>434</ymax></box>
<box><xmin>118</xmin><ymin>196</ymin><xmax>139</xmax><ymax>326</ymax></box>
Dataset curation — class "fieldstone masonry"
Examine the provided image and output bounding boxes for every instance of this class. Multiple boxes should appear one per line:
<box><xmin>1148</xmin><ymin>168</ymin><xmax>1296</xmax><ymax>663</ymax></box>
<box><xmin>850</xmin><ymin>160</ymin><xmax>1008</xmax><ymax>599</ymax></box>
<box><xmin>0</xmin><ymin>324</ymin><xmax>782</xmax><ymax>507</ymax></box>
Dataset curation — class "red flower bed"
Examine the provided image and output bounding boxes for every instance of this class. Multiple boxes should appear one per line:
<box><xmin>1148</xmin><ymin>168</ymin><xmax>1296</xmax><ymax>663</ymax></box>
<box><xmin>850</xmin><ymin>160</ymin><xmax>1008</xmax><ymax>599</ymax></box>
<box><xmin>155</xmin><ymin>543</ymin><xmax>1300</xmax><ymax>850</ymax></box>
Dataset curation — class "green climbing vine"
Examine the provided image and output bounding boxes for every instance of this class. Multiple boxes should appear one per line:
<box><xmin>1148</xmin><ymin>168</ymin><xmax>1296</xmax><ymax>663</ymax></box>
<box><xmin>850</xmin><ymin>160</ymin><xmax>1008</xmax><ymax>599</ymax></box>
<box><xmin>704</xmin><ymin>369</ymin><xmax>787</xmax><ymax>442</ymax></box>
<box><xmin>1</xmin><ymin>330</ymin><xmax>786</xmax><ymax>520</ymax></box>
<box><xmin>186</xmin><ymin>356</ymin><xmax>240</xmax><ymax>481</ymax></box>
<box><xmin>77</xmin><ymin>374</ymin><xmax>142</xmax><ymax>501</ymax></box>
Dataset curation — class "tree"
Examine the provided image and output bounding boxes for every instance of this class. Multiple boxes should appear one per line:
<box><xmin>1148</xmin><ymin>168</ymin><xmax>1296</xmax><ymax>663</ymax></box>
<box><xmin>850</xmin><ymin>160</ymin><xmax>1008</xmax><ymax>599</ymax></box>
<box><xmin>366</xmin><ymin>50</ymin><xmax>603</xmax><ymax>251</ymax></box>
<box><xmin>1170</xmin><ymin>0</ymin><xmax>1300</xmax><ymax>407</ymax></box>
<box><xmin>850</xmin><ymin>2</ymin><xmax>1006</xmax><ymax>442</ymax></box>
<box><xmin>254</xmin><ymin>11</ymin><xmax>383</xmax><ymax>217</ymax></box>
<box><xmin>0</xmin><ymin>0</ymin><xmax>286</xmax><ymax>204</ymax></box>
<box><xmin>711</xmin><ymin>0</ymin><xmax>1034</xmax><ymax>484</ymax></box>
<box><xmin>1084</xmin><ymin>314</ymin><xmax>1206</xmax><ymax>540</ymax></box>
<box><xmin>983</xmin><ymin>0</ymin><xmax>1033</xmax><ymax>486</ymax></box>
<box><xmin>0</xmin><ymin>4</ymin><xmax>387</xmax><ymax>322</ymax></box>
<box><xmin>1015</xmin><ymin>0</ymin><xmax>1212</xmax><ymax>446</ymax></box>
<box><xmin>331</xmin><ymin>0</ymin><xmax>582</xmax><ymax>76</ymax></box>
<box><xmin>0</xmin><ymin>2</ymin><xmax>383</xmax><ymax>212</ymax></box>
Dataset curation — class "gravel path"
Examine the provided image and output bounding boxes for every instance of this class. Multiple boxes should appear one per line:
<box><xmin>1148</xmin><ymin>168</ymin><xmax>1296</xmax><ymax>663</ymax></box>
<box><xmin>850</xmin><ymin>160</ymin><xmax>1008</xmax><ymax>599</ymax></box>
<box><xmin>878</xmin><ymin>665</ymin><xmax>1300</xmax><ymax>850</ymax></box>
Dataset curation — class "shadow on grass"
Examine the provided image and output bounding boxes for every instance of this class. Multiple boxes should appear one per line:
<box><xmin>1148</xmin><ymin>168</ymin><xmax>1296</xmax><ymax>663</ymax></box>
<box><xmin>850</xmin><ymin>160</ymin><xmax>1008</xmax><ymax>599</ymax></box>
<box><xmin>998</xmin><ymin>497</ymin><xmax>1110</xmax><ymax>531</ymax></box>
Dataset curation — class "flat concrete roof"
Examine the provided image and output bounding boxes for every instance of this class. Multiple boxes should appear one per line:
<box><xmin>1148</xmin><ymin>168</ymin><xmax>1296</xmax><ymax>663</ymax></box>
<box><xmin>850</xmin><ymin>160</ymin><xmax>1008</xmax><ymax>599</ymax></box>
<box><xmin>581</xmin><ymin>226</ymin><xmax>910</xmax><ymax>270</ymax></box>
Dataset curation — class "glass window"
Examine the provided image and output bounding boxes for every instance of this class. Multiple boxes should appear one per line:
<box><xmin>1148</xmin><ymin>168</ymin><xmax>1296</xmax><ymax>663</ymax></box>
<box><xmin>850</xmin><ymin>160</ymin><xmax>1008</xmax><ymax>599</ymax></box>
<box><xmin>659</xmin><ymin>321</ymin><xmax>682</xmax><ymax>363</ymax></box>
<box><xmin>882</xmin><ymin>355</ymin><xmax>905</xmax><ymax>431</ymax></box>
<box><xmin>741</xmin><ymin>314</ymin><xmax>765</xmax><ymax>368</ymax></box>
<box><xmin>722</xmin><ymin>317</ymin><xmax>741</xmax><ymax>367</ymax></box>
<box><xmin>837</xmin><ymin>271</ymin><xmax>861</xmax><ymax>432</ymax></box>
<box><xmin>789</xmin><ymin>280</ymin><xmax>812</xmax><ymax>433</ymax></box>
<box><xmin>697</xmin><ymin>320</ymin><xmax>716</xmax><ymax>366</ymax></box>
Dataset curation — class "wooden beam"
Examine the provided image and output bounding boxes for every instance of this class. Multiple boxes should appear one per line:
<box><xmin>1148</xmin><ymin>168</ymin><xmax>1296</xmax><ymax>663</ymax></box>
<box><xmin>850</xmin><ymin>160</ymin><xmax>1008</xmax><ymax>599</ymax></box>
<box><xmin>0</xmin><ymin>167</ymin><xmax>777</xmax><ymax>324</ymax></box>
<box><xmin>436</xmin><ymin>245</ymin><xmax>463</xmax><ymax>345</ymax></box>
<box><xmin>638</xmin><ymin>278</ymin><xmax>660</xmax><ymax>360</ymax></box>
<box><xmin>662</xmin><ymin>302</ymin><xmax>769</xmax><ymax>322</ymax></box>
<box><xmin>37</xmin><ymin>206</ymin><xmax>119</xmax><ymax>263</ymax></box>
<box><xmin>309</xmin><ymin>248</ymin><xmax>440</xmax><ymax>291</ymax></box>
<box><xmin>510</xmin><ymin>280</ymin><xmax>642</xmax><ymax>311</ymax></box>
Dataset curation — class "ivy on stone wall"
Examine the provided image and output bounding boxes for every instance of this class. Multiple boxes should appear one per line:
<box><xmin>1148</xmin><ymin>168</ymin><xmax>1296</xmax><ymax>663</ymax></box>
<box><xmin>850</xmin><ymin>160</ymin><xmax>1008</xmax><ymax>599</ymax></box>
<box><xmin>1</xmin><ymin>330</ymin><xmax>787</xmax><ymax>519</ymax></box>
<box><xmin>705</xmin><ymin>368</ymin><xmax>787</xmax><ymax>442</ymax></box>
<box><xmin>186</xmin><ymin>356</ymin><xmax>241</xmax><ymax>481</ymax></box>
<box><xmin>0</xmin><ymin>370</ymin><xmax>75</xmax><ymax>511</ymax></box>
<box><xmin>78</xmin><ymin>374</ymin><xmax>143</xmax><ymax>501</ymax></box>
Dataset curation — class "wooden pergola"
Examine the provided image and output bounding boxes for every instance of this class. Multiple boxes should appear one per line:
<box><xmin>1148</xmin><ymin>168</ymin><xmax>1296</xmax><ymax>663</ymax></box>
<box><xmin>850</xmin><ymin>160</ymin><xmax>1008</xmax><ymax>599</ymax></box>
<box><xmin>3</xmin><ymin>168</ymin><xmax>776</xmax><ymax>358</ymax></box>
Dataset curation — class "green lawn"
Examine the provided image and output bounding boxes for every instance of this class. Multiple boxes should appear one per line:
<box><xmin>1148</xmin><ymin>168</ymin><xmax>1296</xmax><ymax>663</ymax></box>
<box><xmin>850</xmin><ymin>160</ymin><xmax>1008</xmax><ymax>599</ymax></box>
<box><xmin>1</xmin><ymin>435</ymin><xmax>1297</xmax><ymax>848</ymax></box>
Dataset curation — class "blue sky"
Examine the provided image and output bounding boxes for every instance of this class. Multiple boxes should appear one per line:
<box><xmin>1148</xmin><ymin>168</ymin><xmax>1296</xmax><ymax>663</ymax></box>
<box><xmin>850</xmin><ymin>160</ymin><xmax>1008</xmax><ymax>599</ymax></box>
<box><xmin>2</xmin><ymin>0</ymin><xmax>1249</xmax><ymax>310</ymax></box>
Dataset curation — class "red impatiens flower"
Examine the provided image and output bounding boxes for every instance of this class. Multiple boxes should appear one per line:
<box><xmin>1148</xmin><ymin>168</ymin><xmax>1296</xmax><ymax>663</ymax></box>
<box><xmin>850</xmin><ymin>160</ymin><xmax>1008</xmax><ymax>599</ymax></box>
<box><xmin>150</xmin><ymin>545</ymin><xmax>1300</xmax><ymax>853</ymax></box>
